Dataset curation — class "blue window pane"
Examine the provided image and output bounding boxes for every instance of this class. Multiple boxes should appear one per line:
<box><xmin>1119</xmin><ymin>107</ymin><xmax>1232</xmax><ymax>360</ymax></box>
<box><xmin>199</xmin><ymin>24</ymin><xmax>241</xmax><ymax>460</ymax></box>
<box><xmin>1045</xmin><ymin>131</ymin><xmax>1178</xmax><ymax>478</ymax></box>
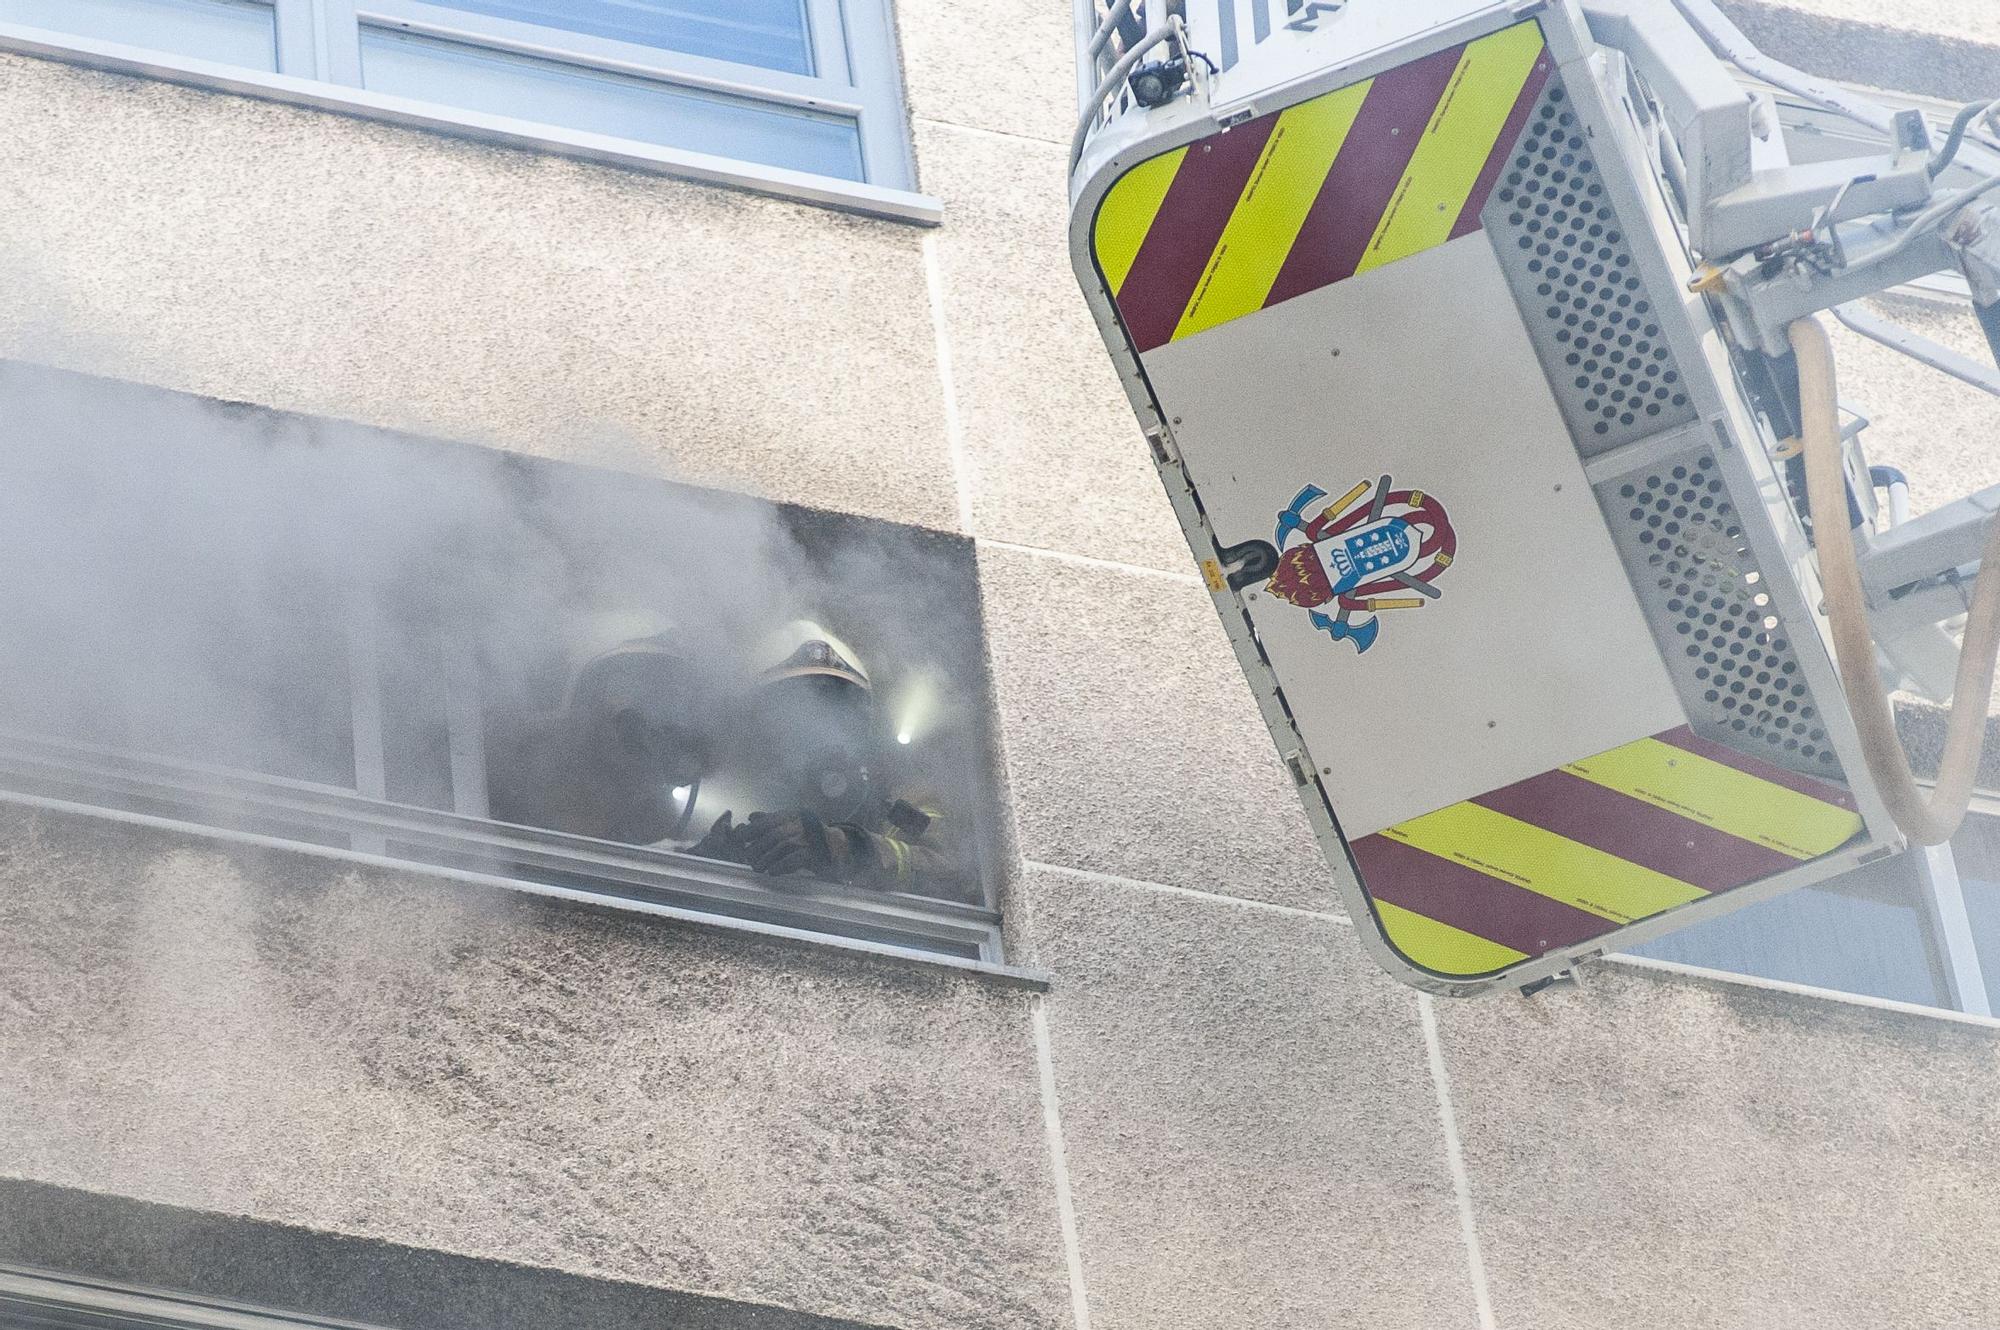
<box><xmin>422</xmin><ymin>0</ymin><xmax>813</xmax><ymax>75</ymax></box>
<box><xmin>361</xmin><ymin>28</ymin><xmax>863</xmax><ymax>181</ymax></box>
<box><xmin>1945</xmin><ymin>815</ymin><xmax>2000</xmax><ymax>1012</ymax></box>
<box><xmin>1627</xmin><ymin>867</ymin><xmax>1941</xmax><ymax>1007</ymax></box>
<box><xmin>0</xmin><ymin>0</ymin><xmax>276</xmax><ymax>69</ymax></box>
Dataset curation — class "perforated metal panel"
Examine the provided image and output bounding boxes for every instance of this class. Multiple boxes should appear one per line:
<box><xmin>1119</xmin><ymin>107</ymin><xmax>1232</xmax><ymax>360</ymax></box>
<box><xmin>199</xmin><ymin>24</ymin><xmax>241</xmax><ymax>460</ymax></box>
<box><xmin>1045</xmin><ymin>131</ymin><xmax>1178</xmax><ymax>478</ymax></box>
<box><xmin>1598</xmin><ymin>450</ymin><xmax>1844</xmax><ymax>779</ymax></box>
<box><xmin>1485</xmin><ymin>76</ymin><xmax>1697</xmax><ymax>454</ymax></box>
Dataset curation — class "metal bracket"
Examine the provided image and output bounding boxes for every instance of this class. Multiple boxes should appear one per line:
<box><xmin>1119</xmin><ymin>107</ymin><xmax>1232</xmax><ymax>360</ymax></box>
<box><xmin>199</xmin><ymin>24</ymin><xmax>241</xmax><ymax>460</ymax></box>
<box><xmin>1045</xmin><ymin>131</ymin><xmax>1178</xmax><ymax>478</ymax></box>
<box><xmin>1519</xmin><ymin>966</ymin><xmax>1584</xmax><ymax>998</ymax></box>
<box><xmin>1215</xmin><ymin>537</ymin><xmax>1279</xmax><ymax>591</ymax></box>
<box><xmin>1833</xmin><ymin>302</ymin><xmax>2000</xmax><ymax>402</ymax></box>
<box><xmin>1285</xmin><ymin>2</ymin><xmax>1346</xmax><ymax>33</ymax></box>
<box><xmin>1860</xmin><ymin>482</ymin><xmax>2000</xmax><ymax>595</ymax></box>
<box><xmin>1712</xmin><ymin>228</ymin><xmax>1960</xmax><ymax>358</ymax></box>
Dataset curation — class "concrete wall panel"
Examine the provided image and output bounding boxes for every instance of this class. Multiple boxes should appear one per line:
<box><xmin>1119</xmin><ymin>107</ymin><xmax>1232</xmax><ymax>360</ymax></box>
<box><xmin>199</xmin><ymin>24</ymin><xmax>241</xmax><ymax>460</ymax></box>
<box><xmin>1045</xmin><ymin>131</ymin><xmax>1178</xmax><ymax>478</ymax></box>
<box><xmin>897</xmin><ymin>1</ymin><xmax>1077</xmax><ymax>147</ymax></box>
<box><xmin>1025</xmin><ymin>866</ymin><xmax>1474</xmax><ymax>1329</ymax></box>
<box><xmin>1720</xmin><ymin>1</ymin><xmax>2000</xmax><ymax>103</ymax></box>
<box><xmin>1724</xmin><ymin>0</ymin><xmax>2000</xmax><ymax>56</ymax></box>
<box><xmin>1435</xmin><ymin>963</ymin><xmax>2000</xmax><ymax>1330</ymax></box>
<box><xmin>919</xmin><ymin>122</ymin><xmax>1186</xmax><ymax>573</ymax></box>
<box><xmin>0</xmin><ymin>807</ymin><xmax>1070</xmax><ymax>1330</ymax></box>
<box><xmin>1828</xmin><ymin>298</ymin><xmax>2000</xmax><ymax>520</ymax></box>
<box><xmin>978</xmin><ymin>543</ymin><xmax>1336</xmax><ymax>912</ymax></box>
<box><xmin>0</xmin><ymin>55</ymin><xmax>959</xmax><ymax>531</ymax></box>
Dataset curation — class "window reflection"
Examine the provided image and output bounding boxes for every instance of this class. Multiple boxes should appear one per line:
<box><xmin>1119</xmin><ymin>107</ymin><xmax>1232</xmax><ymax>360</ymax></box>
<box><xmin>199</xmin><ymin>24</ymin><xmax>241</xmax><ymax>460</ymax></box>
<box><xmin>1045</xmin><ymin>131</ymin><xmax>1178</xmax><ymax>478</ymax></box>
<box><xmin>360</xmin><ymin>29</ymin><xmax>864</xmax><ymax>181</ymax></box>
<box><xmin>427</xmin><ymin>0</ymin><xmax>814</xmax><ymax>75</ymax></box>
<box><xmin>1627</xmin><ymin>854</ymin><xmax>1942</xmax><ymax>1008</ymax></box>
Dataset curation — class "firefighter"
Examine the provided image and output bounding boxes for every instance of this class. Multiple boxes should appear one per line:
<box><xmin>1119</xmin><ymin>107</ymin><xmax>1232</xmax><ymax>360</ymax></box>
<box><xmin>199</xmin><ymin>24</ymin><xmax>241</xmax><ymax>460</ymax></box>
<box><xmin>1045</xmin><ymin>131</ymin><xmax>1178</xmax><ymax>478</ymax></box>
<box><xmin>486</xmin><ymin>613</ymin><xmax>717</xmax><ymax>845</ymax></box>
<box><xmin>691</xmin><ymin>620</ymin><xmax>966</xmax><ymax>895</ymax></box>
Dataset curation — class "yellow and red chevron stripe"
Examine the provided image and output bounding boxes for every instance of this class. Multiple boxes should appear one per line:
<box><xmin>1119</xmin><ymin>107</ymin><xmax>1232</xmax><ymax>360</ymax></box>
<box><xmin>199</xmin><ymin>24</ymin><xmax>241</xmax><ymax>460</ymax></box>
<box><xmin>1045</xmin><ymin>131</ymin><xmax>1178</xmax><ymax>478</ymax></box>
<box><xmin>1092</xmin><ymin>19</ymin><xmax>1551</xmax><ymax>353</ymax></box>
<box><xmin>1351</xmin><ymin>726</ymin><xmax>1865</xmax><ymax>979</ymax></box>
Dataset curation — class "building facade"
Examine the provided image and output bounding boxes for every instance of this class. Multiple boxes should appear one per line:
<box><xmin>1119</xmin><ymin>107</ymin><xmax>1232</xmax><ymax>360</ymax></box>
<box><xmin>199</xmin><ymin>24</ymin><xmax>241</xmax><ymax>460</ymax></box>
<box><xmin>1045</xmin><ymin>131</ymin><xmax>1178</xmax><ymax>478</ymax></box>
<box><xmin>3</xmin><ymin>2</ymin><xmax>2000</xmax><ymax>1328</ymax></box>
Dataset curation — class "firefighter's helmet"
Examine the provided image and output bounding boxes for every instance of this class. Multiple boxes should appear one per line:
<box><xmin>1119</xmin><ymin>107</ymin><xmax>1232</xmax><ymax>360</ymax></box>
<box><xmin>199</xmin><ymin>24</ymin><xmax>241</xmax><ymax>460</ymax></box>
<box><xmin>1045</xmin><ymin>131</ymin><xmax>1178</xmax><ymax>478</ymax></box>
<box><xmin>754</xmin><ymin>619</ymin><xmax>871</xmax><ymax>693</ymax></box>
<box><xmin>561</xmin><ymin>610</ymin><xmax>713</xmax><ymax>784</ymax></box>
<box><xmin>749</xmin><ymin>619</ymin><xmax>876</xmax><ymax>821</ymax></box>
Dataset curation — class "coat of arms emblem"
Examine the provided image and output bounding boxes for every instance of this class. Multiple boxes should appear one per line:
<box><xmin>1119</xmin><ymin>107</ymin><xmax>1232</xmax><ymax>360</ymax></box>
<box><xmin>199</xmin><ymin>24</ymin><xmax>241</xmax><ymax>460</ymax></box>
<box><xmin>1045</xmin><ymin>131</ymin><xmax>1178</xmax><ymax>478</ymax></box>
<box><xmin>1259</xmin><ymin>476</ymin><xmax>1458</xmax><ymax>654</ymax></box>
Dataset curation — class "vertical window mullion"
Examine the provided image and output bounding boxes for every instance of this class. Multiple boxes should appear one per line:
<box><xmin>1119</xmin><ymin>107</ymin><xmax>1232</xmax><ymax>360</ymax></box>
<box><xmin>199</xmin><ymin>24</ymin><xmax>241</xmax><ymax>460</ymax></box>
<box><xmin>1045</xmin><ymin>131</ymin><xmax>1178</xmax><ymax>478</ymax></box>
<box><xmin>1915</xmin><ymin>840</ymin><xmax>1995</xmax><ymax>1015</ymax></box>
<box><xmin>345</xmin><ymin>587</ymin><xmax>390</xmax><ymax>856</ymax></box>
<box><xmin>803</xmin><ymin>0</ymin><xmax>850</xmax><ymax>84</ymax></box>
<box><xmin>835</xmin><ymin>0</ymin><xmax>915</xmax><ymax>190</ymax></box>
<box><xmin>441</xmin><ymin>635</ymin><xmax>491</xmax><ymax>818</ymax></box>
<box><xmin>272</xmin><ymin>0</ymin><xmax>319</xmax><ymax>75</ymax></box>
<box><xmin>316</xmin><ymin>0</ymin><xmax>363</xmax><ymax>83</ymax></box>
<box><xmin>269</xmin><ymin>0</ymin><xmax>362</xmax><ymax>81</ymax></box>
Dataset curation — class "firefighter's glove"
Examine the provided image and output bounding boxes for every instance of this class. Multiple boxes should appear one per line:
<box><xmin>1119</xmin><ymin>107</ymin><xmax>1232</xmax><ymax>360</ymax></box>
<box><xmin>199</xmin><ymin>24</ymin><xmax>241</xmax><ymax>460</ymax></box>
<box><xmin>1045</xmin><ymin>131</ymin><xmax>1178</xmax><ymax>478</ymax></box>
<box><xmin>690</xmin><ymin>811</ymin><xmax>749</xmax><ymax>862</ymax></box>
<box><xmin>741</xmin><ymin>810</ymin><xmax>851</xmax><ymax>881</ymax></box>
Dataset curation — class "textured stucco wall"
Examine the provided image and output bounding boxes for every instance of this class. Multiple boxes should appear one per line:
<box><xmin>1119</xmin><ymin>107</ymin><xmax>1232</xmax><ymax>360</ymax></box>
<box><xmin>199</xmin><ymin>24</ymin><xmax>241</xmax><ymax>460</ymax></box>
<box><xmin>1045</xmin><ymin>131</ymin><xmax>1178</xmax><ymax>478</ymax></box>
<box><xmin>1435</xmin><ymin>963</ymin><xmax>2000</xmax><ymax>1330</ymax></box>
<box><xmin>0</xmin><ymin>806</ymin><xmax>1070</xmax><ymax>1330</ymax></box>
<box><xmin>4</xmin><ymin>2</ymin><xmax>2000</xmax><ymax>1329</ymax></box>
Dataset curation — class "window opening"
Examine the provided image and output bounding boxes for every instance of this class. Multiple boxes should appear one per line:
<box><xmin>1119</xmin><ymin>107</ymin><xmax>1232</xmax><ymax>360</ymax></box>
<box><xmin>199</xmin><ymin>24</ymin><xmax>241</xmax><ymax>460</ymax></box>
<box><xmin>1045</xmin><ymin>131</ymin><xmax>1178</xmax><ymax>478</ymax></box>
<box><xmin>0</xmin><ymin>362</ymin><xmax>1001</xmax><ymax>961</ymax></box>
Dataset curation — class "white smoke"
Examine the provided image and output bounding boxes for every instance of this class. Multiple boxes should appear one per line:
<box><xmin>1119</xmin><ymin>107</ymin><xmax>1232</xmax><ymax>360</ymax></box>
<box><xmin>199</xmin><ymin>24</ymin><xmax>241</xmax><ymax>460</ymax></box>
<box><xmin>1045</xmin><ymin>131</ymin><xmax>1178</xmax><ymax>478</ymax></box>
<box><xmin>0</xmin><ymin>355</ymin><xmax>995</xmax><ymax>896</ymax></box>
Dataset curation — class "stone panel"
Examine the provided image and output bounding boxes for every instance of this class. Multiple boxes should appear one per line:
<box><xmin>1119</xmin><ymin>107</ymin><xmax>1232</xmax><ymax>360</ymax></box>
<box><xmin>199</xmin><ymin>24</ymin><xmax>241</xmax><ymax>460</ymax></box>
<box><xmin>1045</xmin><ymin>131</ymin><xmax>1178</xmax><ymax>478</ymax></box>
<box><xmin>1828</xmin><ymin>297</ymin><xmax>2000</xmax><ymax>522</ymax></box>
<box><xmin>898</xmin><ymin>1</ymin><xmax>1078</xmax><ymax>146</ymax></box>
<box><xmin>0</xmin><ymin>55</ymin><xmax>957</xmax><ymax>531</ymax></box>
<box><xmin>919</xmin><ymin>122</ymin><xmax>1186</xmax><ymax>573</ymax></box>
<box><xmin>1436</xmin><ymin>962</ymin><xmax>2000</xmax><ymax>1330</ymax></box>
<box><xmin>1719</xmin><ymin>1</ymin><xmax>2000</xmax><ymax>102</ymax></box>
<box><xmin>0</xmin><ymin>807</ymin><xmax>1069</xmax><ymax>1330</ymax></box>
<box><xmin>978</xmin><ymin>543</ymin><xmax>1337</xmax><ymax>911</ymax></box>
<box><xmin>1026</xmin><ymin>866</ymin><xmax>1473</xmax><ymax>1329</ymax></box>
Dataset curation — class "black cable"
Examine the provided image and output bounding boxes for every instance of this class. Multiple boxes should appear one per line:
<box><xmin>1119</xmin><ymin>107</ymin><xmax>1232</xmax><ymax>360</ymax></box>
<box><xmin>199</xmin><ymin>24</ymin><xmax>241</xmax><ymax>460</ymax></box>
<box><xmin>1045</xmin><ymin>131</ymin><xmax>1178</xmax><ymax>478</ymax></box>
<box><xmin>670</xmin><ymin>774</ymin><xmax>702</xmax><ymax>840</ymax></box>
<box><xmin>1929</xmin><ymin>98</ymin><xmax>1997</xmax><ymax>178</ymax></box>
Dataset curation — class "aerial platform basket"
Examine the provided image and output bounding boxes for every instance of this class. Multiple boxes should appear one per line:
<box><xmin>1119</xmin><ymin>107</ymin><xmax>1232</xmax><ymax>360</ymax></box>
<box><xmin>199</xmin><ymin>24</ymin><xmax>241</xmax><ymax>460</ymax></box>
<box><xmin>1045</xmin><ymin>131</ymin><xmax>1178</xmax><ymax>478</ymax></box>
<box><xmin>1068</xmin><ymin>0</ymin><xmax>1901</xmax><ymax>995</ymax></box>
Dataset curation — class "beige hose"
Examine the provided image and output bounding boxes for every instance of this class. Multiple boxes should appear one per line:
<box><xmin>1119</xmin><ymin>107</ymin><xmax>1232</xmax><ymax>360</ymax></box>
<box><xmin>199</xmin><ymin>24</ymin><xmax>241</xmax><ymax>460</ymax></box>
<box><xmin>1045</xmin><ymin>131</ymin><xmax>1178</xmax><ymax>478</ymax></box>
<box><xmin>1791</xmin><ymin>315</ymin><xmax>2000</xmax><ymax>844</ymax></box>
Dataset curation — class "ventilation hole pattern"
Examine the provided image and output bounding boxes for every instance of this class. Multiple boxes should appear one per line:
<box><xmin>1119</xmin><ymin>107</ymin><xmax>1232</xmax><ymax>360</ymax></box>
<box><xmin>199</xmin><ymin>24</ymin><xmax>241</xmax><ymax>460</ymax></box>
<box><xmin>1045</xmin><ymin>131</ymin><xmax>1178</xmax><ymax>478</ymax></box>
<box><xmin>1484</xmin><ymin>79</ymin><xmax>1697</xmax><ymax>454</ymax></box>
<box><xmin>1602</xmin><ymin>452</ymin><xmax>1843</xmax><ymax>779</ymax></box>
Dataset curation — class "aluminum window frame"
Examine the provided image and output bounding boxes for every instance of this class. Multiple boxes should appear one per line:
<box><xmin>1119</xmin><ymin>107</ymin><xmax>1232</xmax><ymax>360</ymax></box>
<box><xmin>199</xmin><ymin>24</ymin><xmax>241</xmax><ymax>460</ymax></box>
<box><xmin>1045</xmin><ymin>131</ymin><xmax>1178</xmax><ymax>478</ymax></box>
<box><xmin>0</xmin><ymin>1262</ymin><xmax>384</xmax><ymax>1330</ymax></box>
<box><xmin>0</xmin><ymin>360</ymin><xmax>1014</xmax><ymax>976</ymax></box>
<box><xmin>0</xmin><ymin>725</ymin><xmax>1020</xmax><ymax>975</ymax></box>
<box><xmin>0</xmin><ymin>0</ymin><xmax>938</xmax><ymax>223</ymax></box>
<box><xmin>0</xmin><ymin>559</ymin><xmax>1012</xmax><ymax>972</ymax></box>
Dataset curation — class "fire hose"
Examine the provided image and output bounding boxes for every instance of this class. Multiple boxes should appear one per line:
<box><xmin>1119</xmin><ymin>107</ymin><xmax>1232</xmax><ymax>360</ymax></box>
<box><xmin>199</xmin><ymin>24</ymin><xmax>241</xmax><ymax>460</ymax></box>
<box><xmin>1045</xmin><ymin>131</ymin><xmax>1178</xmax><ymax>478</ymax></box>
<box><xmin>1792</xmin><ymin>315</ymin><xmax>2000</xmax><ymax>844</ymax></box>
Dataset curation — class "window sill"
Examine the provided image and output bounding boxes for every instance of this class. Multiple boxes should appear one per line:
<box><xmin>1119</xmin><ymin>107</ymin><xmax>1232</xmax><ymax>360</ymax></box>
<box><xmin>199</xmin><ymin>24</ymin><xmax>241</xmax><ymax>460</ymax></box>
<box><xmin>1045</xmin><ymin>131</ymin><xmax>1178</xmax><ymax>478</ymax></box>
<box><xmin>0</xmin><ymin>20</ymin><xmax>944</xmax><ymax>226</ymax></box>
<box><xmin>0</xmin><ymin>731</ymin><xmax>1039</xmax><ymax>991</ymax></box>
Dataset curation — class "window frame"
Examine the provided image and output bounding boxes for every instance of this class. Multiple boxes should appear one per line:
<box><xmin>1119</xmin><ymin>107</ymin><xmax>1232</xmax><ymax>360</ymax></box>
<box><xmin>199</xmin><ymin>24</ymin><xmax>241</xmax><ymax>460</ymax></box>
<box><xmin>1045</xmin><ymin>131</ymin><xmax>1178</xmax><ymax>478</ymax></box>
<box><xmin>0</xmin><ymin>1263</ymin><xmax>347</xmax><ymax>1330</ymax></box>
<box><xmin>0</xmin><ymin>0</ymin><xmax>939</xmax><ymax>223</ymax></box>
<box><xmin>0</xmin><ymin>711</ymin><xmax>1019</xmax><ymax>976</ymax></box>
<box><xmin>0</xmin><ymin>361</ymin><xmax>1016</xmax><ymax>978</ymax></box>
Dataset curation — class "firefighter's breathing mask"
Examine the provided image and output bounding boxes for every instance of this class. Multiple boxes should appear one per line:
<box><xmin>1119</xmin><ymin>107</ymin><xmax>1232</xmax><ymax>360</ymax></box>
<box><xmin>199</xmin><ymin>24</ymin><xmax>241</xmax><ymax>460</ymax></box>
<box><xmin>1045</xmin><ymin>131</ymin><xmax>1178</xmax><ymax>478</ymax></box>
<box><xmin>754</xmin><ymin>669</ymin><xmax>877</xmax><ymax>825</ymax></box>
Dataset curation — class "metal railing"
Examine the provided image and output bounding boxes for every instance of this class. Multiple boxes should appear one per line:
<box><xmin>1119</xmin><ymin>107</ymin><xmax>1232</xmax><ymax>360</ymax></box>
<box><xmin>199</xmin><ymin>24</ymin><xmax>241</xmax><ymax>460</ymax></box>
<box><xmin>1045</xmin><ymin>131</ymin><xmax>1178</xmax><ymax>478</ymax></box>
<box><xmin>1072</xmin><ymin>0</ymin><xmax>1342</xmax><ymax>169</ymax></box>
<box><xmin>0</xmin><ymin>1264</ymin><xmax>368</xmax><ymax>1330</ymax></box>
<box><xmin>0</xmin><ymin>729</ymin><xmax>1009</xmax><ymax>967</ymax></box>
